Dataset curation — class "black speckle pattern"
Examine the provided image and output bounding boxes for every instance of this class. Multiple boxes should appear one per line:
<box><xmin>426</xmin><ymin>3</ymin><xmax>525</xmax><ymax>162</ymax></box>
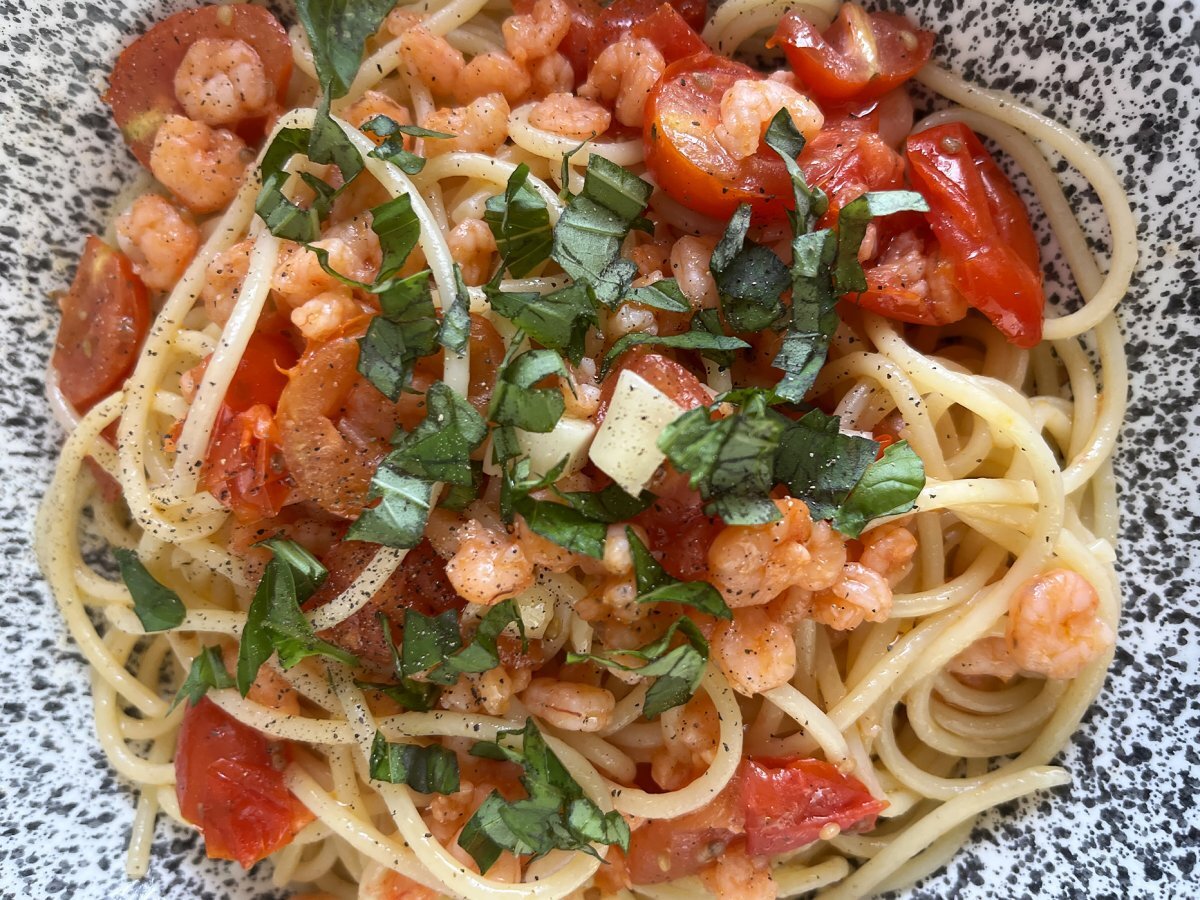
<box><xmin>0</xmin><ymin>1</ymin><xmax>1197</xmax><ymax>898</ymax></box>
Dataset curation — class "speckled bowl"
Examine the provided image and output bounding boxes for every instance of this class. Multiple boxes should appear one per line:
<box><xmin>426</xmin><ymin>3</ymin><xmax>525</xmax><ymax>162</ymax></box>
<box><xmin>1</xmin><ymin>1</ymin><xmax>1197</xmax><ymax>898</ymax></box>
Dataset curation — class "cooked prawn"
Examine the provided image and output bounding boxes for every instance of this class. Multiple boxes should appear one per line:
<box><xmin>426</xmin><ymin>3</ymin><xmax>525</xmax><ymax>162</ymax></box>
<box><xmin>444</xmin><ymin>519</ymin><xmax>535</xmax><ymax>605</ymax></box>
<box><xmin>149</xmin><ymin>114</ymin><xmax>248</xmax><ymax>213</ymax></box>
<box><xmin>290</xmin><ymin>290</ymin><xmax>365</xmax><ymax>342</ymax></box>
<box><xmin>1007</xmin><ymin>568</ymin><xmax>1114</xmax><ymax>680</ymax></box>
<box><xmin>650</xmin><ymin>691</ymin><xmax>720</xmax><ymax>789</ymax></box>
<box><xmin>948</xmin><ymin>635</ymin><xmax>1020</xmax><ymax>682</ymax></box>
<box><xmin>359</xmin><ymin>862</ymin><xmax>439</xmax><ymax>900</ymax></box>
<box><xmin>812</xmin><ymin>562</ymin><xmax>893</xmax><ymax>631</ymax></box>
<box><xmin>457</xmin><ymin>52</ymin><xmax>532</xmax><ymax>105</ymax></box>
<box><xmin>527</xmin><ymin>92</ymin><xmax>611</xmax><ymax>140</ymax></box>
<box><xmin>528</xmin><ymin>52</ymin><xmax>574</xmax><ymax>97</ymax></box>
<box><xmin>200</xmin><ymin>239</ymin><xmax>253</xmax><ymax>326</ymax></box>
<box><xmin>669</xmin><ymin>235</ymin><xmax>719</xmax><ymax>310</ymax></box>
<box><xmin>114</xmin><ymin>194</ymin><xmax>199</xmax><ymax>292</ymax></box>
<box><xmin>579</xmin><ymin>37</ymin><xmax>665</xmax><ymax>128</ymax></box>
<box><xmin>422</xmin><ymin>94</ymin><xmax>511</xmax><ymax>156</ymax></box>
<box><xmin>713</xmin><ymin>78</ymin><xmax>824</xmax><ymax>160</ymax></box>
<box><xmin>502</xmin><ymin>0</ymin><xmax>570</xmax><ymax>65</ymax></box>
<box><xmin>439</xmin><ymin>665</ymin><xmax>532</xmax><ymax>716</ymax></box>
<box><xmin>397</xmin><ymin>24</ymin><xmax>466</xmax><ymax>96</ymax></box>
<box><xmin>343</xmin><ymin>90</ymin><xmax>413</xmax><ymax>137</ymax></box>
<box><xmin>173</xmin><ymin>37</ymin><xmax>274</xmax><ymax>127</ymax></box>
<box><xmin>859</xmin><ymin>522</ymin><xmax>918</xmax><ymax>587</ymax></box>
<box><xmin>699</xmin><ymin>844</ymin><xmax>776</xmax><ymax>900</ymax></box>
<box><xmin>711</xmin><ymin>605</ymin><xmax>797</xmax><ymax>696</ymax></box>
<box><xmin>522</xmin><ymin>677</ymin><xmax>616</xmax><ymax>732</ymax></box>
<box><xmin>447</xmin><ymin>218</ymin><xmax>497</xmax><ymax>286</ymax></box>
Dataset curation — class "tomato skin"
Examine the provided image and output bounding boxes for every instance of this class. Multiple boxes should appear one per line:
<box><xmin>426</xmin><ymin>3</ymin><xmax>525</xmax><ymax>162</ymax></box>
<box><xmin>905</xmin><ymin>123</ymin><xmax>1045</xmax><ymax>347</ymax></box>
<box><xmin>645</xmin><ymin>55</ymin><xmax>795</xmax><ymax>222</ymax></box>
<box><xmin>801</xmin><ymin>117</ymin><xmax>906</xmax><ymax>225</ymax></box>
<box><xmin>741</xmin><ymin>757</ymin><xmax>886</xmax><ymax>857</ymax></box>
<box><xmin>175</xmin><ymin>697</ymin><xmax>313</xmax><ymax>869</ymax></box>
<box><xmin>592</xmin><ymin>0</ymin><xmax>708</xmax><ymax>62</ymax></box>
<box><xmin>222</xmin><ymin>329</ymin><xmax>297</xmax><ymax>411</ymax></box>
<box><xmin>105</xmin><ymin>4</ymin><xmax>292</xmax><ymax>167</ymax></box>
<box><xmin>771</xmin><ymin>3</ymin><xmax>932</xmax><ymax>102</ymax></box>
<box><xmin>595</xmin><ymin>349</ymin><xmax>711</xmax><ymax>425</ymax></box>
<box><xmin>52</xmin><ymin>236</ymin><xmax>150</xmax><ymax>414</ymax></box>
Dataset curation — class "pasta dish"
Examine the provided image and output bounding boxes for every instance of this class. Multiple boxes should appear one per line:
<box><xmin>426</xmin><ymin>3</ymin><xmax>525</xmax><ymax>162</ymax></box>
<box><xmin>34</xmin><ymin>0</ymin><xmax>1136</xmax><ymax>897</ymax></box>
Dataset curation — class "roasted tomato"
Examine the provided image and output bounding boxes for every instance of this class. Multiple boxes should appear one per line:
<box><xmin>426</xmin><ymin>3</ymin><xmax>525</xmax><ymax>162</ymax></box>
<box><xmin>175</xmin><ymin>697</ymin><xmax>313</xmax><ymax>869</ymax></box>
<box><xmin>905</xmin><ymin>122</ymin><xmax>1045</xmax><ymax>346</ymax></box>
<box><xmin>770</xmin><ymin>2</ymin><xmax>933</xmax><ymax>101</ymax></box>
<box><xmin>645</xmin><ymin>55</ymin><xmax>796</xmax><ymax>221</ymax></box>
<box><xmin>591</xmin><ymin>0</ymin><xmax>708</xmax><ymax>62</ymax></box>
<box><xmin>801</xmin><ymin>116</ymin><xmax>906</xmax><ymax>224</ymax></box>
<box><xmin>52</xmin><ymin>236</ymin><xmax>150</xmax><ymax>413</ymax></box>
<box><xmin>105</xmin><ymin>4</ymin><xmax>292</xmax><ymax>166</ymax></box>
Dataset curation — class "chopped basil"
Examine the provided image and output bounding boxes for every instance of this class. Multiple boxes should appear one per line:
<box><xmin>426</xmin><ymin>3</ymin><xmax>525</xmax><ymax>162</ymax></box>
<box><xmin>115</xmin><ymin>549</ymin><xmax>185</xmax><ymax>632</ymax></box>
<box><xmin>357</xmin><ymin>270</ymin><xmax>439</xmax><ymax>401</ymax></box>
<box><xmin>438</xmin><ymin>264</ymin><xmax>472</xmax><ymax>355</ymax></box>
<box><xmin>295</xmin><ymin>0</ymin><xmax>397</xmax><ymax>99</ymax></box>
<box><xmin>600</xmin><ymin>330</ymin><xmax>749</xmax><ymax>377</ymax></box>
<box><xmin>309</xmin><ymin>92</ymin><xmax>364</xmax><ymax>185</ymax></box>
<box><xmin>361</xmin><ymin>115</ymin><xmax>453</xmax><ymax>175</ymax></box>
<box><xmin>236</xmin><ymin>540</ymin><xmax>357</xmax><ymax>695</ymax></box>
<box><xmin>763</xmin><ymin>109</ymin><xmax>828</xmax><ymax>232</ymax></box>
<box><xmin>369</xmin><ymin>731</ymin><xmax>461</xmax><ymax>793</ymax></box>
<box><xmin>441</xmin><ymin>461</ymin><xmax>483</xmax><ymax>511</ymax></box>
<box><xmin>402</xmin><ymin>600</ymin><xmax>526</xmax><ymax>685</ymax></box>
<box><xmin>832</xmin><ymin>440</ymin><xmax>925</xmax><ymax>537</ymax></box>
<box><xmin>557</xmin><ymin>483</ymin><xmax>652</xmax><ymax>523</ymax></box>
<box><xmin>773</xmin><ymin>228</ymin><xmax>839</xmax><ymax>403</ymax></box>
<box><xmin>625</xmin><ymin>528</ymin><xmax>731</xmax><ymax>620</ymax></box>
<box><xmin>345</xmin><ymin>467</ymin><xmax>435</xmax><ymax>548</ymax></box>
<box><xmin>169</xmin><ymin>645</ymin><xmax>234</xmax><ymax>712</ymax></box>
<box><xmin>488</xmin><ymin>339</ymin><xmax>568</xmax><ymax>435</ymax></box>
<box><xmin>773</xmin><ymin>409</ymin><xmax>879</xmax><ymax>521</ymax></box>
<box><xmin>552</xmin><ymin>156</ymin><xmax>652</xmax><ymax>307</ymax></box>
<box><xmin>833</xmin><ymin>191</ymin><xmax>930</xmax><ymax>294</ymax></box>
<box><xmin>356</xmin><ymin>611</ymin><xmax>441</xmax><ymax>710</ymax></box>
<box><xmin>689</xmin><ymin>307</ymin><xmax>738</xmax><ymax>368</ymax></box>
<box><xmin>485</xmin><ymin>163</ymin><xmax>553</xmax><ymax>277</ymax></box>
<box><xmin>388</xmin><ymin>382</ymin><xmax>488</xmax><ymax>485</ymax></box>
<box><xmin>485</xmin><ymin>280</ymin><xmax>597</xmax><ymax>364</ymax></box>
<box><xmin>569</xmin><ymin>616</ymin><xmax>709</xmax><ymax>719</ymax></box>
<box><xmin>459</xmin><ymin>719</ymin><xmax>629</xmax><ymax>872</ymax></box>
<box><xmin>622</xmin><ymin>278</ymin><xmax>691</xmax><ymax>313</ymax></box>
<box><xmin>369</xmin><ymin>194</ymin><xmax>423</xmax><ymax>284</ymax></box>
<box><xmin>255</xmin><ymin>127</ymin><xmax>329</xmax><ymax>242</ymax></box>
<box><xmin>711</xmin><ymin>203</ymin><xmax>791</xmax><ymax>332</ymax></box>
<box><xmin>515</xmin><ymin>499</ymin><xmax>607</xmax><ymax>558</ymax></box>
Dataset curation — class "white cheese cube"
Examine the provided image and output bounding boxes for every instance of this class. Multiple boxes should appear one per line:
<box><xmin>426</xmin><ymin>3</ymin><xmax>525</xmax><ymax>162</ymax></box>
<box><xmin>588</xmin><ymin>369</ymin><xmax>684</xmax><ymax>496</ymax></box>
<box><xmin>480</xmin><ymin>416</ymin><xmax>596</xmax><ymax>479</ymax></box>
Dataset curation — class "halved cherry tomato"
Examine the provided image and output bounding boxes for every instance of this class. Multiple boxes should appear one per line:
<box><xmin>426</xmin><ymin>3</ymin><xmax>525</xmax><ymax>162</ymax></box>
<box><xmin>105</xmin><ymin>4</ymin><xmax>292</xmax><ymax>167</ymax></box>
<box><xmin>591</xmin><ymin>0</ymin><xmax>708</xmax><ymax>62</ymax></box>
<box><xmin>175</xmin><ymin>697</ymin><xmax>313</xmax><ymax>869</ymax></box>
<box><xmin>846</xmin><ymin>228</ymin><xmax>968</xmax><ymax>327</ymax></box>
<box><xmin>625</xmin><ymin>756</ymin><xmax>885</xmax><ymax>884</ymax></box>
<box><xmin>645</xmin><ymin>55</ymin><xmax>793</xmax><ymax>222</ymax></box>
<box><xmin>632</xmin><ymin>487</ymin><xmax>723</xmax><ymax>581</ymax></box>
<box><xmin>222</xmin><ymin>330</ymin><xmax>298</xmax><ymax>412</ymax></box>
<box><xmin>801</xmin><ymin>117</ymin><xmax>906</xmax><ymax>224</ymax></box>
<box><xmin>202</xmin><ymin>404</ymin><xmax>291</xmax><ymax>524</ymax></box>
<box><xmin>513</xmin><ymin>0</ymin><xmax>601</xmax><ymax>85</ymax></box>
<box><xmin>52</xmin><ymin>236</ymin><xmax>150</xmax><ymax>414</ymax></box>
<box><xmin>906</xmin><ymin>123</ymin><xmax>1045</xmax><ymax>346</ymax></box>
<box><xmin>770</xmin><ymin>3</ymin><xmax>932</xmax><ymax>102</ymax></box>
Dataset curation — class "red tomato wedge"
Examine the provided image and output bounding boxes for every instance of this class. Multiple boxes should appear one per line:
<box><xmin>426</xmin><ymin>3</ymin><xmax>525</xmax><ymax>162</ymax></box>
<box><xmin>801</xmin><ymin>116</ymin><xmax>906</xmax><ymax>224</ymax></box>
<box><xmin>770</xmin><ymin>3</ymin><xmax>932</xmax><ymax>102</ymax></box>
<box><xmin>175</xmin><ymin>697</ymin><xmax>313</xmax><ymax>869</ymax></box>
<box><xmin>52</xmin><ymin>236</ymin><xmax>150</xmax><ymax>414</ymax></box>
<box><xmin>105</xmin><ymin>4</ymin><xmax>292</xmax><ymax>167</ymax></box>
<box><xmin>592</xmin><ymin>0</ymin><xmax>708</xmax><ymax>62</ymax></box>
<box><xmin>222</xmin><ymin>329</ymin><xmax>297</xmax><ymax>412</ymax></box>
<box><xmin>905</xmin><ymin>122</ymin><xmax>1045</xmax><ymax>346</ymax></box>
<box><xmin>644</xmin><ymin>54</ymin><xmax>793</xmax><ymax>222</ymax></box>
<box><xmin>625</xmin><ymin>757</ymin><xmax>885</xmax><ymax>884</ymax></box>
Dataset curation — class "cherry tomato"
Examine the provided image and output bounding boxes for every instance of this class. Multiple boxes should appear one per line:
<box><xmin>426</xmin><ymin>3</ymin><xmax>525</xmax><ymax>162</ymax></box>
<box><xmin>513</xmin><ymin>0</ymin><xmax>601</xmax><ymax>85</ymax></box>
<box><xmin>591</xmin><ymin>0</ymin><xmax>708</xmax><ymax>62</ymax></box>
<box><xmin>52</xmin><ymin>236</ymin><xmax>150</xmax><ymax>414</ymax></box>
<box><xmin>632</xmin><ymin>489</ymin><xmax>723</xmax><ymax>581</ymax></box>
<box><xmin>175</xmin><ymin>697</ymin><xmax>313</xmax><ymax>869</ymax></box>
<box><xmin>202</xmin><ymin>404</ymin><xmax>291</xmax><ymax>524</ymax></box>
<box><xmin>595</xmin><ymin>349</ymin><xmax>711</xmax><ymax>425</ymax></box>
<box><xmin>845</xmin><ymin>228</ymin><xmax>968</xmax><ymax>326</ymax></box>
<box><xmin>644</xmin><ymin>55</ymin><xmax>794</xmax><ymax>222</ymax></box>
<box><xmin>801</xmin><ymin>117</ymin><xmax>906</xmax><ymax>224</ymax></box>
<box><xmin>223</xmin><ymin>330</ymin><xmax>298</xmax><ymax>412</ymax></box>
<box><xmin>740</xmin><ymin>757</ymin><xmax>886</xmax><ymax>856</ymax></box>
<box><xmin>770</xmin><ymin>3</ymin><xmax>932</xmax><ymax>102</ymax></box>
<box><xmin>906</xmin><ymin>123</ymin><xmax>1045</xmax><ymax>347</ymax></box>
<box><xmin>105</xmin><ymin>4</ymin><xmax>292</xmax><ymax>167</ymax></box>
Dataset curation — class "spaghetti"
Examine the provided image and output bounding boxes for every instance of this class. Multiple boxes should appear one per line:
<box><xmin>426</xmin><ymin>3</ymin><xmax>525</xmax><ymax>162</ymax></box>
<box><xmin>35</xmin><ymin>0</ymin><xmax>1134</xmax><ymax>898</ymax></box>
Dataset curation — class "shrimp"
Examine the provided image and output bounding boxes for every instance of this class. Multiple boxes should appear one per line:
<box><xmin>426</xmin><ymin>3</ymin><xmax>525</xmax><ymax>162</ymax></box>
<box><xmin>114</xmin><ymin>194</ymin><xmax>199</xmax><ymax>292</ymax></box>
<box><xmin>528</xmin><ymin>52</ymin><xmax>574</xmax><ymax>97</ymax></box>
<box><xmin>457</xmin><ymin>52</ymin><xmax>532</xmax><ymax>105</ymax></box>
<box><xmin>713</xmin><ymin>78</ymin><xmax>824</xmax><ymax>160</ymax></box>
<box><xmin>603</xmin><ymin>304</ymin><xmax>658</xmax><ymax>342</ymax></box>
<box><xmin>711</xmin><ymin>605</ymin><xmax>797</xmax><ymax>696</ymax></box>
<box><xmin>650</xmin><ymin>691</ymin><xmax>720</xmax><ymax>789</ymax></box>
<box><xmin>275</xmin><ymin>330</ymin><xmax>391</xmax><ymax>517</ymax></box>
<box><xmin>948</xmin><ymin>635</ymin><xmax>1020</xmax><ymax>683</ymax></box>
<box><xmin>273</xmin><ymin>216</ymin><xmax>381</xmax><ymax>307</ymax></box>
<box><xmin>859</xmin><ymin>230</ymin><xmax>969</xmax><ymax>325</ymax></box>
<box><xmin>560</xmin><ymin>358</ymin><xmax>600</xmax><ymax>419</ymax></box>
<box><xmin>447</xmin><ymin>218</ymin><xmax>497</xmax><ymax>285</ymax></box>
<box><xmin>439</xmin><ymin>665</ymin><xmax>532</xmax><ymax>716</ymax></box>
<box><xmin>859</xmin><ymin>522</ymin><xmax>918</xmax><ymax>587</ymax></box>
<box><xmin>1007</xmin><ymin>568</ymin><xmax>1114</xmax><ymax>680</ymax></box>
<box><xmin>444</xmin><ymin>519</ymin><xmax>535</xmax><ymax>605</ymax></box>
<box><xmin>522</xmin><ymin>678</ymin><xmax>616</xmax><ymax>732</ymax></box>
<box><xmin>502</xmin><ymin>0</ymin><xmax>570</xmax><ymax>65</ymax></box>
<box><xmin>200</xmin><ymin>239</ymin><xmax>253</xmax><ymax>326</ymax></box>
<box><xmin>359</xmin><ymin>862</ymin><xmax>439</xmax><ymax>900</ymax></box>
<box><xmin>149</xmin><ymin>114</ymin><xmax>248</xmax><ymax>213</ymax></box>
<box><xmin>812</xmin><ymin>562</ymin><xmax>893</xmax><ymax>631</ymax></box>
<box><xmin>515</xmin><ymin>516</ymin><xmax>581</xmax><ymax>573</ymax></box>
<box><xmin>343</xmin><ymin>90</ymin><xmax>413</xmax><ymax>137</ymax></box>
<box><xmin>698</xmin><ymin>844</ymin><xmax>776</xmax><ymax>900</ymax></box>
<box><xmin>173</xmin><ymin>38</ymin><xmax>274</xmax><ymax>127</ymax></box>
<box><xmin>707</xmin><ymin>498</ymin><xmax>847</xmax><ymax>606</ymax></box>
<box><xmin>397</xmin><ymin>24</ymin><xmax>466</xmax><ymax>95</ymax></box>
<box><xmin>579</xmin><ymin>37</ymin><xmax>665</xmax><ymax>128</ymax></box>
<box><xmin>527</xmin><ymin>92</ymin><xmax>612</xmax><ymax>140</ymax></box>
<box><xmin>421</xmin><ymin>94</ymin><xmax>511</xmax><ymax>156</ymax></box>
<box><xmin>669</xmin><ymin>235</ymin><xmax>719</xmax><ymax>310</ymax></box>
<box><xmin>290</xmin><ymin>290</ymin><xmax>365</xmax><ymax>342</ymax></box>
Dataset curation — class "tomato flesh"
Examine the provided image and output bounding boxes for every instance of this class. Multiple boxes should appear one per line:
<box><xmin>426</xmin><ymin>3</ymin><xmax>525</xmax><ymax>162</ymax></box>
<box><xmin>801</xmin><ymin>117</ymin><xmax>906</xmax><ymax>225</ymax></box>
<box><xmin>595</xmin><ymin>349</ymin><xmax>711</xmax><ymax>425</ymax></box>
<box><xmin>105</xmin><ymin>4</ymin><xmax>292</xmax><ymax>167</ymax></box>
<box><xmin>591</xmin><ymin>0</ymin><xmax>708</xmax><ymax>62</ymax></box>
<box><xmin>175</xmin><ymin>697</ymin><xmax>313</xmax><ymax>869</ymax></box>
<box><xmin>771</xmin><ymin>3</ymin><xmax>932</xmax><ymax>102</ymax></box>
<box><xmin>905</xmin><ymin>123</ymin><xmax>1044</xmax><ymax>346</ymax></box>
<box><xmin>52</xmin><ymin>236</ymin><xmax>150</xmax><ymax>414</ymax></box>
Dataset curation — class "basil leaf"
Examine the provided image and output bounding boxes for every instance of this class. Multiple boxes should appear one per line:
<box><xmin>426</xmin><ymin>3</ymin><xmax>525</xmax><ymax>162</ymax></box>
<box><xmin>485</xmin><ymin>163</ymin><xmax>553</xmax><ymax>277</ymax></box>
<box><xmin>115</xmin><ymin>549</ymin><xmax>185</xmax><ymax>632</ymax></box>
<box><xmin>600</xmin><ymin>331</ymin><xmax>748</xmax><ymax>377</ymax></box>
<box><xmin>438</xmin><ymin>264</ymin><xmax>472</xmax><ymax>355</ymax></box>
<box><xmin>402</xmin><ymin>608</ymin><xmax>464</xmax><ymax>685</ymax></box>
<box><xmin>552</xmin><ymin>156</ymin><xmax>652</xmax><ymax>306</ymax></box>
<box><xmin>773</xmin><ymin>228</ymin><xmax>839</xmax><ymax>403</ymax></box>
<box><xmin>625</xmin><ymin>528</ymin><xmax>731</xmax><ymax>620</ymax></box>
<box><xmin>711</xmin><ymin>203</ymin><xmax>791</xmax><ymax>332</ymax></box>
<box><xmin>356</xmin><ymin>677</ymin><xmax>440</xmax><ymax>711</ymax></box>
<box><xmin>557</xmin><ymin>483</ymin><xmax>652</xmax><ymax>523</ymax></box>
<box><xmin>236</xmin><ymin>540</ymin><xmax>355</xmax><ymax>695</ymax></box>
<box><xmin>763</xmin><ymin>108</ymin><xmax>828</xmax><ymax>232</ymax></box>
<box><xmin>169</xmin><ymin>646</ymin><xmax>234</xmax><ymax>712</ymax></box>
<box><xmin>388</xmin><ymin>382</ymin><xmax>488</xmax><ymax>485</ymax></box>
<box><xmin>356</xmin><ymin>271</ymin><xmax>439</xmax><ymax>400</ymax></box>
<box><xmin>309</xmin><ymin>91</ymin><xmax>364</xmax><ymax>184</ymax></box>
<box><xmin>362</xmin><ymin>115</ymin><xmax>453</xmax><ymax>175</ymax></box>
<box><xmin>773</xmin><ymin>409</ymin><xmax>879</xmax><ymax>522</ymax></box>
<box><xmin>369</xmin><ymin>731</ymin><xmax>461</xmax><ymax>793</ymax></box>
<box><xmin>370</xmin><ymin>193</ymin><xmax>423</xmax><ymax>284</ymax></box>
<box><xmin>833</xmin><ymin>440</ymin><xmax>925</xmax><ymax>538</ymax></box>
<box><xmin>255</xmin><ymin>127</ymin><xmax>325</xmax><ymax>242</ymax></box>
<box><xmin>449</xmin><ymin>599</ymin><xmax>526</xmax><ymax>674</ymax></box>
<box><xmin>689</xmin><ymin>307</ymin><xmax>738</xmax><ymax>368</ymax></box>
<box><xmin>568</xmin><ymin>616</ymin><xmax>708</xmax><ymax>719</ymax></box>
<box><xmin>513</xmin><ymin>497</ymin><xmax>607</xmax><ymax>558</ymax></box>
<box><xmin>834</xmin><ymin>190</ymin><xmax>930</xmax><ymax>294</ymax></box>
<box><xmin>488</xmin><ymin>341</ymin><xmax>568</xmax><ymax>434</ymax></box>
<box><xmin>295</xmin><ymin>0</ymin><xmax>396</xmax><ymax>99</ymax></box>
<box><xmin>441</xmin><ymin>461</ymin><xmax>483</xmax><ymax>511</ymax></box>
<box><xmin>485</xmin><ymin>280</ymin><xmax>597</xmax><ymax>364</ymax></box>
<box><xmin>345</xmin><ymin>466</ymin><xmax>436</xmax><ymax>548</ymax></box>
<box><xmin>623</xmin><ymin>278</ymin><xmax>691</xmax><ymax>313</ymax></box>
